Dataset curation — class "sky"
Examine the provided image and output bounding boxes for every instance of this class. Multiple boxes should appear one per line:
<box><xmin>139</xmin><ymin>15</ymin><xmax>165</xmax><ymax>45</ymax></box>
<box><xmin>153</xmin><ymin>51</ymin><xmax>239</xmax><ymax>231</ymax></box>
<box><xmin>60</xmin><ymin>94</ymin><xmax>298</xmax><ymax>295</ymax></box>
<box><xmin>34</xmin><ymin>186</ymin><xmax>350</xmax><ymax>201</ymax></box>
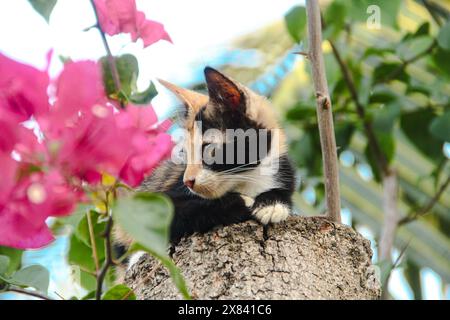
<box><xmin>0</xmin><ymin>0</ymin><xmax>303</xmax><ymax>116</ymax></box>
<box><xmin>0</xmin><ymin>0</ymin><xmax>447</xmax><ymax>300</ymax></box>
<box><xmin>0</xmin><ymin>0</ymin><xmax>302</xmax><ymax>82</ymax></box>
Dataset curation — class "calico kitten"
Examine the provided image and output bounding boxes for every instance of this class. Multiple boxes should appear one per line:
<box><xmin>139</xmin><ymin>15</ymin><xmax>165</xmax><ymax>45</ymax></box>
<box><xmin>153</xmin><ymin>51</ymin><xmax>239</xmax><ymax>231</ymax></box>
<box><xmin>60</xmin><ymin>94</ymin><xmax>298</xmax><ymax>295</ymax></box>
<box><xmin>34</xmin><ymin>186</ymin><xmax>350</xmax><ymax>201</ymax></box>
<box><xmin>114</xmin><ymin>67</ymin><xmax>295</xmax><ymax>272</ymax></box>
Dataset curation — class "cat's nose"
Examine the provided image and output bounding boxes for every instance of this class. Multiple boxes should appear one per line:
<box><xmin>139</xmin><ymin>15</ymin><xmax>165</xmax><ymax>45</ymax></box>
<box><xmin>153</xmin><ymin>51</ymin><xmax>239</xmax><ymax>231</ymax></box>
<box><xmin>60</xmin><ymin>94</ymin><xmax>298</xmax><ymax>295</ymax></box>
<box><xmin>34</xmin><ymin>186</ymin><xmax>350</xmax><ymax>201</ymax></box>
<box><xmin>184</xmin><ymin>179</ymin><xmax>195</xmax><ymax>189</ymax></box>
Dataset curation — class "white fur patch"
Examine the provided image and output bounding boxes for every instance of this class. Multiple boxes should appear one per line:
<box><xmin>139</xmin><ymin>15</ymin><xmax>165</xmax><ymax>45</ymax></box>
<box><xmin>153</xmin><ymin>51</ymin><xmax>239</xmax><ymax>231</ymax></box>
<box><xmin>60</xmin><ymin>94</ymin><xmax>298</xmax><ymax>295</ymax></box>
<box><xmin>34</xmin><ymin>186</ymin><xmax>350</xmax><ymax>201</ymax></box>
<box><xmin>127</xmin><ymin>251</ymin><xmax>145</xmax><ymax>271</ymax></box>
<box><xmin>240</xmin><ymin>195</ymin><xmax>255</xmax><ymax>208</ymax></box>
<box><xmin>252</xmin><ymin>203</ymin><xmax>290</xmax><ymax>224</ymax></box>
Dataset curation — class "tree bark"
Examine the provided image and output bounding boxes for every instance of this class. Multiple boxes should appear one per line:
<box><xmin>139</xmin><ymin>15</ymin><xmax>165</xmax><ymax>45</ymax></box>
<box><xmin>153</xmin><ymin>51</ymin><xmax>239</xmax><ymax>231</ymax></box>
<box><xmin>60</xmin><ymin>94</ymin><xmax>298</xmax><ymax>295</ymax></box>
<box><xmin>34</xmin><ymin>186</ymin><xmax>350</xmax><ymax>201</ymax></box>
<box><xmin>124</xmin><ymin>217</ymin><xmax>380</xmax><ymax>299</ymax></box>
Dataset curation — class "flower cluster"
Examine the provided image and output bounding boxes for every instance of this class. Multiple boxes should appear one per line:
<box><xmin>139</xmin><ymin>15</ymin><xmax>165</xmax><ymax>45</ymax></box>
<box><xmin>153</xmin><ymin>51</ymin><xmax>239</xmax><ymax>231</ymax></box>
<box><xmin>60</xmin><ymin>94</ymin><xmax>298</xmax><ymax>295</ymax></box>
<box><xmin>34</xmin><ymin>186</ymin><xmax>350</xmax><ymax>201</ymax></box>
<box><xmin>94</xmin><ymin>0</ymin><xmax>172</xmax><ymax>47</ymax></box>
<box><xmin>0</xmin><ymin>0</ymin><xmax>174</xmax><ymax>250</ymax></box>
<box><xmin>0</xmin><ymin>55</ymin><xmax>172</xmax><ymax>249</ymax></box>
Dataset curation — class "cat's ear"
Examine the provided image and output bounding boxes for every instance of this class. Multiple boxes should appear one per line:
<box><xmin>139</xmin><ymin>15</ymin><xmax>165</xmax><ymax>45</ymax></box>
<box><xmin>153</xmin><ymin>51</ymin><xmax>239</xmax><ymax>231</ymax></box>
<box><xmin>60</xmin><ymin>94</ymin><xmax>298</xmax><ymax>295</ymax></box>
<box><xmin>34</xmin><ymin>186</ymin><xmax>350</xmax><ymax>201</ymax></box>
<box><xmin>158</xmin><ymin>79</ymin><xmax>208</xmax><ymax>115</ymax></box>
<box><xmin>204</xmin><ymin>67</ymin><xmax>244</xmax><ymax>110</ymax></box>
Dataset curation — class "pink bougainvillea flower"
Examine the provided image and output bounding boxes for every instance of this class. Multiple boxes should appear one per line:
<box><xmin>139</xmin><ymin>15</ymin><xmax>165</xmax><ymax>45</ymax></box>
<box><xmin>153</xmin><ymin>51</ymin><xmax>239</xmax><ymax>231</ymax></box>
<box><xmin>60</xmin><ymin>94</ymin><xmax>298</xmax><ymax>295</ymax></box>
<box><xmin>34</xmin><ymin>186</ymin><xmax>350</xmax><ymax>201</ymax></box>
<box><xmin>115</xmin><ymin>103</ymin><xmax>158</xmax><ymax>131</ymax></box>
<box><xmin>94</xmin><ymin>0</ymin><xmax>172</xmax><ymax>48</ymax></box>
<box><xmin>54</xmin><ymin>60</ymin><xmax>106</xmax><ymax>119</ymax></box>
<box><xmin>118</xmin><ymin>128</ymin><xmax>173</xmax><ymax>187</ymax></box>
<box><xmin>0</xmin><ymin>54</ymin><xmax>174</xmax><ymax>249</ymax></box>
<box><xmin>0</xmin><ymin>210</ymin><xmax>54</xmax><ymax>249</ymax></box>
<box><xmin>131</xmin><ymin>11</ymin><xmax>172</xmax><ymax>47</ymax></box>
<box><xmin>53</xmin><ymin>103</ymin><xmax>172</xmax><ymax>187</ymax></box>
<box><xmin>40</xmin><ymin>60</ymin><xmax>106</xmax><ymax>139</ymax></box>
<box><xmin>0</xmin><ymin>53</ymin><xmax>50</xmax><ymax>121</ymax></box>
<box><xmin>54</xmin><ymin>108</ymin><xmax>129</xmax><ymax>184</ymax></box>
<box><xmin>119</xmin><ymin>131</ymin><xmax>172</xmax><ymax>187</ymax></box>
<box><xmin>115</xmin><ymin>104</ymin><xmax>173</xmax><ymax>186</ymax></box>
<box><xmin>0</xmin><ymin>108</ymin><xmax>22</xmax><ymax>154</ymax></box>
<box><xmin>0</xmin><ymin>171</ymin><xmax>79</xmax><ymax>249</ymax></box>
<box><xmin>0</xmin><ymin>153</ymin><xmax>18</xmax><ymax>205</ymax></box>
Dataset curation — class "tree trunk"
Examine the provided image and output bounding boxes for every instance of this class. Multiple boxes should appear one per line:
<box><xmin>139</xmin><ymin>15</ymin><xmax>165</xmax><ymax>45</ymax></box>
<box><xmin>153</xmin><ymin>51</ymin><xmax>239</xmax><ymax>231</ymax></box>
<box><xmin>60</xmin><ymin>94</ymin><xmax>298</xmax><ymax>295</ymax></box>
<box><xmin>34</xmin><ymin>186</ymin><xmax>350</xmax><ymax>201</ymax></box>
<box><xmin>124</xmin><ymin>216</ymin><xmax>380</xmax><ymax>299</ymax></box>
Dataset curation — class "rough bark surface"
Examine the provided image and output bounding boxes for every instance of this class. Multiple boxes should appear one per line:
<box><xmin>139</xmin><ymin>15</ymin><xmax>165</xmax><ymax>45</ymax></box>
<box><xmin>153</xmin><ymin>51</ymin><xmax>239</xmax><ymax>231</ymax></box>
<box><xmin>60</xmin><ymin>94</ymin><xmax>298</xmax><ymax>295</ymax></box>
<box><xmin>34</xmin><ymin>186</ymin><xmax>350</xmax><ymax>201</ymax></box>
<box><xmin>125</xmin><ymin>216</ymin><xmax>380</xmax><ymax>300</ymax></box>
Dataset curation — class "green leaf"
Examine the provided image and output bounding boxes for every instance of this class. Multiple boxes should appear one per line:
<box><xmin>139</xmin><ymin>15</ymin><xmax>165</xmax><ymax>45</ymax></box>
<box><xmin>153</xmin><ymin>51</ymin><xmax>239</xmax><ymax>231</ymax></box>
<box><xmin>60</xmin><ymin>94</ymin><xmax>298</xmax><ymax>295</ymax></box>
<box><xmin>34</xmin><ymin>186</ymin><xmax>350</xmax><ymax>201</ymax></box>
<box><xmin>80</xmin><ymin>270</ymin><xmax>97</xmax><ymax>292</ymax></box>
<box><xmin>81</xmin><ymin>290</ymin><xmax>96</xmax><ymax>300</ymax></box>
<box><xmin>284</xmin><ymin>6</ymin><xmax>306</xmax><ymax>43</ymax></box>
<box><xmin>413</xmin><ymin>22</ymin><xmax>429</xmax><ymax>37</ymax></box>
<box><xmin>51</xmin><ymin>203</ymin><xmax>91</xmax><ymax>235</ymax></box>
<box><xmin>372</xmin><ymin>103</ymin><xmax>401</xmax><ymax>132</ymax></box>
<box><xmin>377</xmin><ymin>132</ymin><xmax>395</xmax><ymax>163</ymax></box>
<box><xmin>10</xmin><ymin>265</ymin><xmax>49</xmax><ymax>294</ymax></box>
<box><xmin>362</xmin><ymin>47</ymin><xmax>395</xmax><ymax>59</ymax></box>
<box><xmin>406</xmin><ymin>85</ymin><xmax>430</xmax><ymax>96</ymax></box>
<box><xmin>291</xmin><ymin>128</ymin><xmax>322</xmax><ymax>177</ymax></box>
<box><xmin>68</xmin><ymin>233</ymin><xmax>104</xmax><ymax>273</ymax></box>
<box><xmin>113</xmin><ymin>193</ymin><xmax>173</xmax><ymax>258</ymax></box>
<box><xmin>75</xmin><ymin>210</ymin><xmax>106</xmax><ymax>249</ymax></box>
<box><xmin>430</xmin><ymin>111</ymin><xmax>450</xmax><ymax>142</ymax></box>
<box><xmin>396</xmin><ymin>36</ymin><xmax>433</xmax><ymax>61</ymax></box>
<box><xmin>0</xmin><ymin>256</ymin><xmax>10</xmax><ymax>276</ymax></box>
<box><xmin>373</xmin><ymin>62</ymin><xmax>409</xmax><ymax>84</ymax></box>
<box><xmin>400</xmin><ymin>109</ymin><xmax>444</xmax><ymax>161</ymax></box>
<box><xmin>432</xmin><ymin>48</ymin><xmax>450</xmax><ymax>79</ymax></box>
<box><xmin>0</xmin><ymin>247</ymin><xmax>22</xmax><ymax>275</ymax></box>
<box><xmin>130</xmin><ymin>82</ymin><xmax>158</xmax><ymax>105</ymax></box>
<box><xmin>323</xmin><ymin>1</ymin><xmax>347</xmax><ymax>40</ymax></box>
<box><xmin>160</xmin><ymin>257</ymin><xmax>190</xmax><ymax>299</ymax></box>
<box><xmin>28</xmin><ymin>0</ymin><xmax>57</xmax><ymax>23</ymax></box>
<box><xmin>437</xmin><ymin>21</ymin><xmax>450</xmax><ymax>51</ymax></box>
<box><xmin>102</xmin><ymin>284</ymin><xmax>136</xmax><ymax>300</ymax></box>
<box><xmin>404</xmin><ymin>259</ymin><xmax>422</xmax><ymax>300</ymax></box>
<box><xmin>101</xmin><ymin>54</ymin><xmax>139</xmax><ymax>99</ymax></box>
<box><xmin>285</xmin><ymin>102</ymin><xmax>316</xmax><ymax>121</ymax></box>
<box><xmin>114</xmin><ymin>193</ymin><xmax>190</xmax><ymax>299</ymax></box>
<box><xmin>335</xmin><ymin>123</ymin><xmax>355</xmax><ymax>154</ymax></box>
<box><xmin>368</xmin><ymin>91</ymin><xmax>397</xmax><ymax>104</ymax></box>
<box><xmin>364</xmin><ymin>132</ymin><xmax>395</xmax><ymax>182</ymax></box>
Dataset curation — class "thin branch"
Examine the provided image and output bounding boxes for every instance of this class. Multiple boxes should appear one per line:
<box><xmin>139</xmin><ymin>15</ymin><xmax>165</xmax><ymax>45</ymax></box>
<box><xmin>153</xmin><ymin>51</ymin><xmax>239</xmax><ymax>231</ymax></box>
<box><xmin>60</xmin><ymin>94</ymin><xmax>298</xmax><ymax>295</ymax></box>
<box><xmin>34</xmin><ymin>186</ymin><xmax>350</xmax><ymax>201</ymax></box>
<box><xmin>94</xmin><ymin>189</ymin><xmax>116</xmax><ymax>300</ymax></box>
<box><xmin>95</xmin><ymin>212</ymin><xmax>115</xmax><ymax>300</ymax></box>
<box><xmin>305</xmin><ymin>0</ymin><xmax>341</xmax><ymax>223</ymax></box>
<box><xmin>399</xmin><ymin>175</ymin><xmax>450</xmax><ymax>225</ymax></box>
<box><xmin>89</xmin><ymin>0</ymin><xmax>125</xmax><ymax>109</ymax></box>
<box><xmin>379</xmin><ymin>171</ymin><xmax>401</xmax><ymax>299</ymax></box>
<box><xmin>328</xmin><ymin>40</ymin><xmax>389</xmax><ymax>176</ymax></box>
<box><xmin>293</xmin><ymin>51</ymin><xmax>310</xmax><ymax>59</ymax></box>
<box><xmin>53</xmin><ymin>291</ymin><xmax>66</xmax><ymax>300</ymax></box>
<box><xmin>8</xmin><ymin>287</ymin><xmax>54</xmax><ymax>300</ymax></box>
<box><xmin>379</xmin><ymin>170</ymin><xmax>400</xmax><ymax>262</ymax></box>
<box><xmin>87</xmin><ymin>210</ymin><xmax>100</xmax><ymax>273</ymax></box>
<box><xmin>382</xmin><ymin>239</ymin><xmax>411</xmax><ymax>300</ymax></box>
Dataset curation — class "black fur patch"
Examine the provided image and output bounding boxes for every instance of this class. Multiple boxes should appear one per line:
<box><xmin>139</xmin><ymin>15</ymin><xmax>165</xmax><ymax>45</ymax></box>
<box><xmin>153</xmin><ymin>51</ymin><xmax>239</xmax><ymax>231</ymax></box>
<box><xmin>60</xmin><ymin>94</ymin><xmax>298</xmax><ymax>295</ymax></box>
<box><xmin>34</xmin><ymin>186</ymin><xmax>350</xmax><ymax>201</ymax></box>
<box><xmin>113</xmin><ymin>242</ymin><xmax>129</xmax><ymax>265</ymax></box>
<box><xmin>252</xmin><ymin>155</ymin><xmax>295</xmax><ymax>210</ymax></box>
<box><xmin>195</xmin><ymin>107</ymin><xmax>272</xmax><ymax>172</ymax></box>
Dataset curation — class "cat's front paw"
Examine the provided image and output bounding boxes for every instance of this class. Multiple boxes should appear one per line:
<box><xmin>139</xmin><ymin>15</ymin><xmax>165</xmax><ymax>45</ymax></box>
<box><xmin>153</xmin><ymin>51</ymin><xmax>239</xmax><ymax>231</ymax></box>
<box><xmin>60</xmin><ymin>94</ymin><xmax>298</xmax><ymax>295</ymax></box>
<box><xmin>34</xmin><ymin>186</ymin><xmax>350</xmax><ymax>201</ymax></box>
<box><xmin>252</xmin><ymin>203</ymin><xmax>290</xmax><ymax>225</ymax></box>
<box><xmin>240</xmin><ymin>195</ymin><xmax>255</xmax><ymax>208</ymax></box>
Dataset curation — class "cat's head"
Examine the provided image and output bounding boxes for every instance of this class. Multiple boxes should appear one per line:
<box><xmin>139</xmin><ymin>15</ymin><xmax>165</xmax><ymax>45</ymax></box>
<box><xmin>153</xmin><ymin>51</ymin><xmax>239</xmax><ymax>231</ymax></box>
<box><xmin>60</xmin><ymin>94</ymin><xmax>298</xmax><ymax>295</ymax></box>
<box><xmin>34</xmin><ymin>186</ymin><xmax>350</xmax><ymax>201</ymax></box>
<box><xmin>160</xmin><ymin>67</ymin><xmax>287</xmax><ymax>199</ymax></box>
